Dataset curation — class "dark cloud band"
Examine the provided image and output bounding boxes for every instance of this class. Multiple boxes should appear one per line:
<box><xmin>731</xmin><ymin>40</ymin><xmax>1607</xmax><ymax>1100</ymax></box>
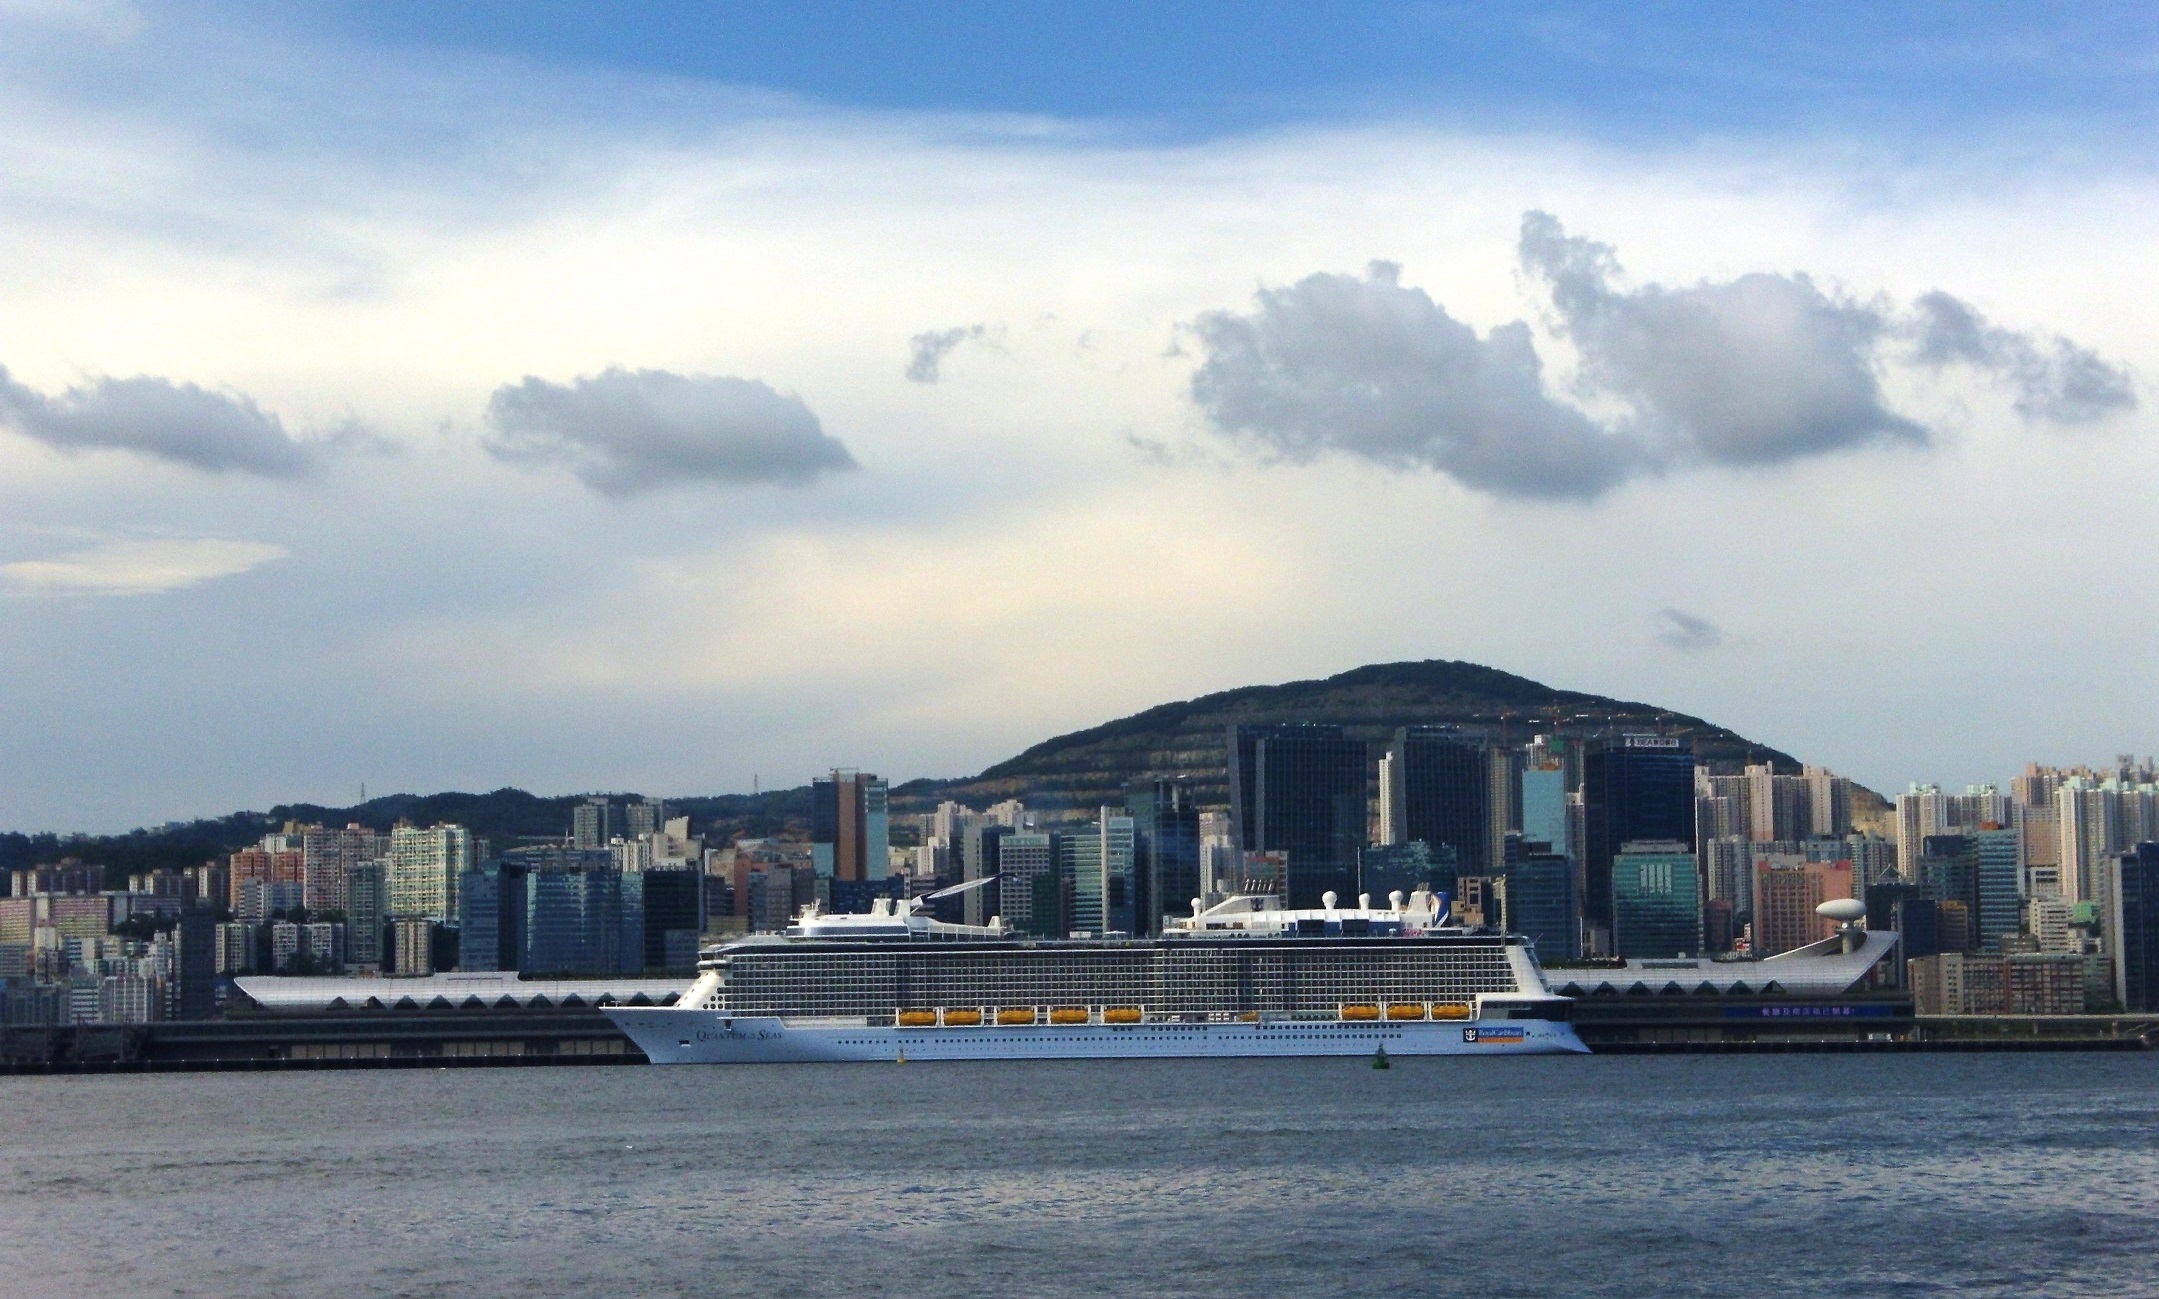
<box><xmin>0</xmin><ymin>365</ymin><xmax>317</xmax><ymax>477</ymax></box>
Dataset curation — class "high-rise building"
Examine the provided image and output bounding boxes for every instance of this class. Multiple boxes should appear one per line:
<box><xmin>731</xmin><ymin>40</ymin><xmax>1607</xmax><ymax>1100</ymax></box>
<box><xmin>572</xmin><ymin>797</ymin><xmax>616</xmax><ymax>851</ymax></box>
<box><xmin>172</xmin><ymin>907</ymin><xmax>217</xmax><ymax>1020</ymax></box>
<box><xmin>1936</xmin><ymin>899</ymin><xmax>1972</xmax><ymax>956</ymax></box>
<box><xmin>962</xmin><ymin>821</ymin><xmax>1012</xmax><ymax>927</ymax></box>
<box><xmin>811</xmin><ymin>770</ymin><xmax>891</xmax><ymax>882</ymax></box>
<box><xmin>1097</xmin><ymin>810</ymin><xmax>1137</xmax><ymax>935</ymax></box>
<box><xmin>1228</xmin><ymin>724</ymin><xmax>1367</xmax><ymax>910</ymax></box>
<box><xmin>629</xmin><ymin>867</ymin><xmax>703</xmax><ymax>972</ymax></box>
<box><xmin>1745</xmin><ymin>764</ymin><xmax>1814</xmax><ymax>843</ymax></box>
<box><xmin>1754</xmin><ymin>858</ymin><xmax>1853</xmax><ymax>956</ymax></box>
<box><xmin>1381</xmin><ymin>728</ymin><xmax>1490</xmax><ymax>877</ymax></box>
<box><xmin>1503</xmin><ymin>847</ymin><xmax>1579</xmax><ymax>962</ymax></box>
<box><xmin>387</xmin><ymin>824</ymin><xmax>473</xmax><ymax>920</ymax></box>
<box><xmin>1971</xmin><ymin>828</ymin><xmax>2022</xmax><ymax>953</ymax></box>
<box><xmin>1896</xmin><ymin>785</ymin><xmax>1951</xmax><ymax>883</ymax></box>
<box><xmin>1130</xmin><ymin>780</ymin><xmax>1200</xmax><ymax>937</ymax></box>
<box><xmin>1803</xmin><ymin>765</ymin><xmax>1853</xmax><ymax>838</ymax></box>
<box><xmin>2058</xmin><ymin>781</ymin><xmax>2119</xmax><ymax>904</ymax></box>
<box><xmin>344</xmin><ymin>860</ymin><xmax>388</xmax><ymax>967</ymax></box>
<box><xmin>2107</xmin><ymin>842</ymin><xmax>2159</xmax><ymax>1012</ymax></box>
<box><xmin>1580</xmin><ymin>737</ymin><xmax>1696</xmax><ymax>936</ymax></box>
<box><xmin>1521</xmin><ymin>762</ymin><xmax>1570</xmax><ymax>860</ymax></box>
<box><xmin>996</xmin><ymin>832</ymin><xmax>1061</xmax><ymax>937</ymax></box>
<box><xmin>523</xmin><ymin>851</ymin><xmax>637</xmax><ymax>975</ymax></box>
<box><xmin>1700</xmin><ymin>835</ymin><xmax>1751</xmax><ymax>915</ymax></box>
<box><xmin>624</xmin><ymin>798</ymin><xmax>669</xmax><ymax>841</ymax></box>
<box><xmin>2013</xmin><ymin>763</ymin><xmax>2063</xmax><ymax>810</ymax></box>
<box><xmin>458</xmin><ymin>866</ymin><xmax>498</xmax><ymax>973</ymax></box>
<box><xmin>1487</xmin><ymin>746</ymin><xmax>1523</xmax><ymax>874</ymax></box>
<box><xmin>389</xmin><ymin>918</ymin><xmax>436</xmax><ymax>976</ymax></box>
<box><xmin>1060</xmin><ymin>829</ymin><xmax>1104</xmax><ymax>935</ymax></box>
<box><xmin>1610</xmin><ymin>840</ymin><xmax>1700</xmax><ymax>959</ymax></box>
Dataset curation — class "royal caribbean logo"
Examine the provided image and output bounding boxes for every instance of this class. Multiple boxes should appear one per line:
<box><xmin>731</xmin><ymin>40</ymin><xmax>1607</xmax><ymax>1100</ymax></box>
<box><xmin>1462</xmin><ymin>1026</ymin><xmax>1526</xmax><ymax>1043</ymax></box>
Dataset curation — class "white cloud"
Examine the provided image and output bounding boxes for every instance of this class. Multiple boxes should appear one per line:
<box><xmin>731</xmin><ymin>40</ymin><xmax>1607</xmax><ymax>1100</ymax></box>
<box><xmin>1</xmin><ymin>536</ymin><xmax>286</xmax><ymax>596</ymax></box>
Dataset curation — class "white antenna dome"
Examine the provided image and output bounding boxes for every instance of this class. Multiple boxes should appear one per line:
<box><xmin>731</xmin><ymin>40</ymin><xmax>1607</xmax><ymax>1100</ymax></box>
<box><xmin>1817</xmin><ymin>898</ymin><xmax>1867</xmax><ymax>923</ymax></box>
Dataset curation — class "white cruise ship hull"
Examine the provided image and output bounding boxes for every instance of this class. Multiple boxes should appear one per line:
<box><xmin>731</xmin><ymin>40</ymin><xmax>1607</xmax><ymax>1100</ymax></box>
<box><xmin>605</xmin><ymin>1008</ymin><xmax>1590</xmax><ymax>1063</ymax></box>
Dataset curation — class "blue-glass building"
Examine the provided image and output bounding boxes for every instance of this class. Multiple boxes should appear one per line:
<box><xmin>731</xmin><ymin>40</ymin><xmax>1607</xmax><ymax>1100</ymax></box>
<box><xmin>1503</xmin><ymin>848</ymin><xmax>1579</xmax><ymax>962</ymax></box>
<box><xmin>1520</xmin><ymin>763</ymin><xmax>1571</xmax><ymax>858</ymax></box>
<box><xmin>1610</xmin><ymin>840</ymin><xmax>1701</xmax><ymax>959</ymax></box>
<box><xmin>519</xmin><ymin>850</ymin><xmax>640</xmax><ymax>975</ymax></box>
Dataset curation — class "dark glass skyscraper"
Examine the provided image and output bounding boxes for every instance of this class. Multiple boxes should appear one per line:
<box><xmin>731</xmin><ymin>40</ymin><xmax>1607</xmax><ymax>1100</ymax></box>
<box><xmin>1227</xmin><ymin>723</ymin><xmax>1367</xmax><ymax>909</ymax></box>
<box><xmin>636</xmin><ymin>868</ymin><xmax>705</xmax><ymax>972</ymax></box>
<box><xmin>1503</xmin><ymin>847</ymin><xmax>1579</xmax><ymax>962</ymax></box>
<box><xmin>2110</xmin><ymin>842</ymin><xmax>2159</xmax><ymax>1012</ymax></box>
<box><xmin>1580</xmin><ymin>737</ymin><xmax>1697</xmax><ymax>932</ymax></box>
<box><xmin>1385</xmin><ymin>727</ymin><xmax>1490</xmax><ymax>870</ymax></box>
<box><xmin>1130</xmin><ymin>779</ymin><xmax>1200</xmax><ymax>936</ymax></box>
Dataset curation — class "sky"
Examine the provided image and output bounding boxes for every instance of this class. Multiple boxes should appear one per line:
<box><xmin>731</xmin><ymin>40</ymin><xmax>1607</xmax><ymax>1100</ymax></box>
<box><xmin>1</xmin><ymin>2</ymin><xmax>2155</xmax><ymax>832</ymax></box>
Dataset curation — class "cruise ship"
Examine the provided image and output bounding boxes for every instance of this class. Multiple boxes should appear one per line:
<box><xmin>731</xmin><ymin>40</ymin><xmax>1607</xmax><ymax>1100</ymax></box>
<box><xmin>605</xmin><ymin>880</ymin><xmax>1590</xmax><ymax>1062</ymax></box>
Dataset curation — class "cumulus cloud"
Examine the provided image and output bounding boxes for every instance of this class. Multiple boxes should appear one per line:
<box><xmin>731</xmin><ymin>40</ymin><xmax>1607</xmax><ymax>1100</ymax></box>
<box><xmin>1188</xmin><ymin>262</ymin><xmax>1643</xmax><ymax>499</ymax></box>
<box><xmin>1908</xmin><ymin>290</ymin><xmax>2135</xmax><ymax>425</ymax></box>
<box><xmin>0</xmin><ymin>537</ymin><xmax>287</xmax><ymax>596</ymax></box>
<box><xmin>1518</xmin><ymin>211</ymin><xmax>1927</xmax><ymax>466</ymax></box>
<box><xmin>1652</xmin><ymin>607</ymin><xmax>1722</xmax><ymax>652</ymax></box>
<box><xmin>0</xmin><ymin>365</ymin><xmax>319</xmax><ymax>477</ymax></box>
<box><xmin>905</xmin><ymin>325</ymin><xmax>989</xmax><ymax>384</ymax></box>
<box><xmin>1190</xmin><ymin>214</ymin><xmax>2131</xmax><ymax>502</ymax></box>
<box><xmin>482</xmin><ymin>367</ymin><xmax>858</xmax><ymax>496</ymax></box>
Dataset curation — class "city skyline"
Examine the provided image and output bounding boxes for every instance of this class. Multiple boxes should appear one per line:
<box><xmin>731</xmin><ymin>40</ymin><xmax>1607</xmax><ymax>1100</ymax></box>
<box><xmin>2</xmin><ymin>4</ymin><xmax>2154</xmax><ymax>833</ymax></box>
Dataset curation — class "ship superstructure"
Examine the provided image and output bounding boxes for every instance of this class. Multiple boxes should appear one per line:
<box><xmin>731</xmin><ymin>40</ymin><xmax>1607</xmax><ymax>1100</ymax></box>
<box><xmin>605</xmin><ymin>884</ymin><xmax>1590</xmax><ymax>1062</ymax></box>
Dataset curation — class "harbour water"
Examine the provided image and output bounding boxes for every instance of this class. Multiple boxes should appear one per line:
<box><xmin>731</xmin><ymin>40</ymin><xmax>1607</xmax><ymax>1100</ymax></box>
<box><xmin>9</xmin><ymin>1054</ymin><xmax>2159</xmax><ymax>1297</ymax></box>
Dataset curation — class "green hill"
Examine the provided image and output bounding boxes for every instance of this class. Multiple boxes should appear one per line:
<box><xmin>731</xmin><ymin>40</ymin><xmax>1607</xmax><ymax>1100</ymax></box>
<box><xmin>888</xmin><ymin>658</ymin><xmax>1804</xmax><ymax>817</ymax></box>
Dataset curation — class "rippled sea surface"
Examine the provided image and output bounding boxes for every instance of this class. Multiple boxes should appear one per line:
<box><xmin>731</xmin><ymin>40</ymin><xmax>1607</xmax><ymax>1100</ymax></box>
<box><xmin>9</xmin><ymin>1054</ymin><xmax>2159</xmax><ymax>1298</ymax></box>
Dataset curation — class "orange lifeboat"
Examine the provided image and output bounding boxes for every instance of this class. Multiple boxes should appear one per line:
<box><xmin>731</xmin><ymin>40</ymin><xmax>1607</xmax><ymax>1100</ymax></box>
<box><xmin>1431</xmin><ymin>1003</ymin><xmax>1472</xmax><ymax>1020</ymax></box>
<box><xmin>1049</xmin><ymin>1007</ymin><xmax>1090</xmax><ymax>1025</ymax></box>
<box><xmin>1103</xmin><ymin>1007</ymin><xmax>1143</xmax><ymax>1024</ymax></box>
<box><xmin>1385</xmin><ymin>1003</ymin><xmax>1427</xmax><ymax>1021</ymax></box>
<box><xmin>896</xmin><ymin>1010</ymin><xmax>937</xmax><ymax>1028</ymax></box>
<box><xmin>996</xmin><ymin>1007</ymin><xmax>1038</xmax><ymax>1026</ymax></box>
<box><xmin>1340</xmin><ymin>1004</ymin><xmax>1381</xmax><ymax>1021</ymax></box>
<box><xmin>941</xmin><ymin>1008</ymin><xmax>983</xmax><ymax>1026</ymax></box>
